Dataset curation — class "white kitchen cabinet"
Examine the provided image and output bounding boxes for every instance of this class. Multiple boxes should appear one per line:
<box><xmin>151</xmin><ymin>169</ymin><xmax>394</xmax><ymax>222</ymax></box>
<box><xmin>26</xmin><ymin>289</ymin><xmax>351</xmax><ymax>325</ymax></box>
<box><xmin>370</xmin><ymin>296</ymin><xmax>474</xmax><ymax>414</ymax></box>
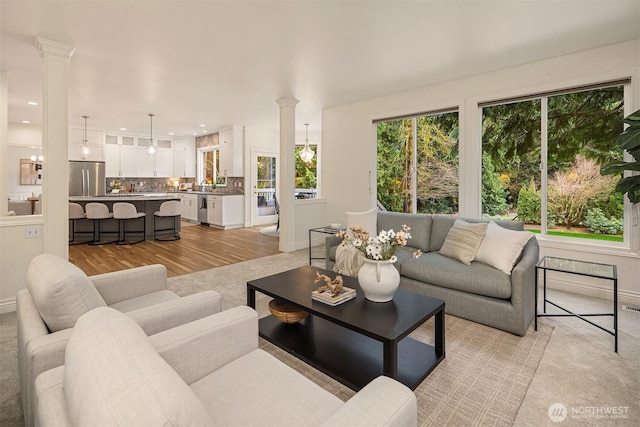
<box><xmin>137</xmin><ymin>138</ymin><xmax>173</xmax><ymax>177</ymax></box>
<box><xmin>105</xmin><ymin>135</ymin><xmax>136</xmax><ymax>177</ymax></box>
<box><xmin>69</xmin><ymin>127</ymin><xmax>104</xmax><ymax>161</ymax></box>
<box><xmin>136</xmin><ymin>137</ymin><xmax>155</xmax><ymax>177</ymax></box>
<box><xmin>173</xmin><ymin>138</ymin><xmax>196</xmax><ymax>177</ymax></box>
<box><xmin>181</xmin><ymin>194</ymin><xmax>198</xmax><ymax>222</ymax></box>
<box><xmin>218</xmin><ymin>126</ymin><xmax>244</xmax><ymax>177</ymax></box>
<box><xmin>206</xmin><ymin>195</ymin><xmax>243</xmax><ymax>229</ymax></box>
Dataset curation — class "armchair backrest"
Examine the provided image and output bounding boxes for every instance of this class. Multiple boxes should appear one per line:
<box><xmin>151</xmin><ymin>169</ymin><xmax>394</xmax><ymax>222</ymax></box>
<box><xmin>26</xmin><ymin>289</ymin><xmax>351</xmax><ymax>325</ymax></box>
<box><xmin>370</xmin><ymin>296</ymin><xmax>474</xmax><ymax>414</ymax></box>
<box><xmin>62</xmin><ymin>307</ymin><xmax>212</xmax><ymax>426</ymax></box>
<box><xmin>27</xmin><ymin>254</ymin><xmax>106</xmax><ymax>332</ymax></box>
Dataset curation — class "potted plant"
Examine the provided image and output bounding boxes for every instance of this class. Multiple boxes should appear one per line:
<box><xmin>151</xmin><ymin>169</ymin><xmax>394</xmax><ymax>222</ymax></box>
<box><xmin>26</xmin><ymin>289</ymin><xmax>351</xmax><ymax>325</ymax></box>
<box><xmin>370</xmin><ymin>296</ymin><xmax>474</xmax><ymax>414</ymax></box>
<box><xmin>601</xmin><ymin>109</ymin><xmax>640</xmax><ymax>203</ymax></box>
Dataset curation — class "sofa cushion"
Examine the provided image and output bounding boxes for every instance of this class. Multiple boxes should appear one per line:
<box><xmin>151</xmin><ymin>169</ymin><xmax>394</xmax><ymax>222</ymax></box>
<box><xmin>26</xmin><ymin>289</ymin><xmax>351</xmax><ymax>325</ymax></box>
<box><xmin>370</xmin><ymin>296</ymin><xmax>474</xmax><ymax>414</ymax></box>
<box><xmin>475</xmin><ymin>221</ymin><xmax>534</xmax><ymax>275</ymax></box>
<box><xmin>378</xmin><ymin>211</ymin><xmax>432</xmax><ymax>252</ymax></box>
<box><xmin>27</xmin><ymin>254</ymin><xmax>106</xmax><ymax>332</ymax></box>
<box><xmin>191</xmin><ymin>349</ymin><xmax>343</xmax><ymax>426</ymax></box>
<box><xmin>429</xmin><ymin>215</ymin><xmax>525</xmax><ymax>251</ymax></box>
<box><xmin>400</xmin><ymin>252</ymin><xmax>512</xmax><ymax>299</ymax></box>
<box><xmin>438</xmin><ymin>219</ymin><xmax>487</xmax><ymax>265</ymax></box>
<box><xmin>346</xmin><ymin>208</ymin><xmax>378</xmax><ymax>238</ymax></box>
<box><xmin>64</xmin><ymin>307</ymin><xmax>212</xmax><ymax>426</ymax></box>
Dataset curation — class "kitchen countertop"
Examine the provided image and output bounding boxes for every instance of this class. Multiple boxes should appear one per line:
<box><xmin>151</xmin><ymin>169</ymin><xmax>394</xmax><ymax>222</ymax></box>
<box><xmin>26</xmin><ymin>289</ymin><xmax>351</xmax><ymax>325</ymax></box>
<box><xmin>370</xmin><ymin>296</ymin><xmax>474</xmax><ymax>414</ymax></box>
<box><xmin>69</xmin><ymin>194</ymin><xmax>180</xmax><ymax>201</ymax></box>
<box><xmin>168</xmin><ymin>191</ymin><xmax>244</xmax><ymax>196</ymax></box>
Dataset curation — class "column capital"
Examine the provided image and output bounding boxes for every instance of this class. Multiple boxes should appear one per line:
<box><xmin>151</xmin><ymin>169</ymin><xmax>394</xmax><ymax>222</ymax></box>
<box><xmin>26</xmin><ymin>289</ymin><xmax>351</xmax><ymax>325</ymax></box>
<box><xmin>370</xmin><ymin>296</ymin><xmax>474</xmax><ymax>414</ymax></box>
<box><xmin>35</xmin><ymin>37</ymin><xmax>75</xmax><ymax>58</ymax></box>
<box><xmin>276</xmin><ymin>98</ymin><xmax>299</xmax><ymax>108</ymax></box>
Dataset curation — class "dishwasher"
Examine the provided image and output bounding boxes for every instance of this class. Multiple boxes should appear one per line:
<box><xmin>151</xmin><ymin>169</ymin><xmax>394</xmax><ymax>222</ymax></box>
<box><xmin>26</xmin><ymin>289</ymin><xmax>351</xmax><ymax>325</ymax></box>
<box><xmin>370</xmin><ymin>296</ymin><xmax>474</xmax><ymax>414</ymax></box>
<box><xmin>197</xmin><ymin>194</ymin><xmax>208</xmax><ymax>224</ymax></box>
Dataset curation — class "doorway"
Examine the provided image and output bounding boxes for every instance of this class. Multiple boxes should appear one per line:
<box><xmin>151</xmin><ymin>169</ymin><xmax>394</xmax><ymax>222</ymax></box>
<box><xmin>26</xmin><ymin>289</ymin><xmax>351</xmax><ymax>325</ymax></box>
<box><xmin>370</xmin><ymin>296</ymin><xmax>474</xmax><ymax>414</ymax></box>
<box><xmin>251</xmin><ymin>152</ymin><xmax>278</xmax><ymax>226</ymax></box>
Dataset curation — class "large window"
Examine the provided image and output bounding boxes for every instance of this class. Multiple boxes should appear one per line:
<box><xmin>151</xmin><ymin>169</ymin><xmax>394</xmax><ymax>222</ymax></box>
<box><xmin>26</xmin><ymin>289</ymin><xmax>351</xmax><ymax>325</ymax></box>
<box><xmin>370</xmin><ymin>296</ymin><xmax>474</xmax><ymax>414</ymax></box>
<box><xmin>377</xmin><ymin>111</ymin><xmax>459</xmax><ymax>214</ymax></box>
<box><xmin>481</xmin><ymin>83</ymin><xmax>627</xmax><ymax>242</ymax></box>
<box><xmin>295</xmin><ymin>145</ymin><xmax>317</xmax><ymax>199</ymax></box>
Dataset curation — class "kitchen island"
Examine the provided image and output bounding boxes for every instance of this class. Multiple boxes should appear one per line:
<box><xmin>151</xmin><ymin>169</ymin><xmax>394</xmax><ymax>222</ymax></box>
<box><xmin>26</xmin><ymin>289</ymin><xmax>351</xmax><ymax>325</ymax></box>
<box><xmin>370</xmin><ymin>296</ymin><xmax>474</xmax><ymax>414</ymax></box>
<box><xmin>69</xmin><ymin>194</ymin><xmax>180</xmax><ymax>240</ymax></box>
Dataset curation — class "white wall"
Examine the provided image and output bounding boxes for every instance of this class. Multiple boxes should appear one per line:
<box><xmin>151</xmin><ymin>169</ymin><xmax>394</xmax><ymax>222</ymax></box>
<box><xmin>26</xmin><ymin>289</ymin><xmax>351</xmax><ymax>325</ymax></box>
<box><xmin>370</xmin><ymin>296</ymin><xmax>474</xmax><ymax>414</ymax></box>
<box><xmin>322</xmin><ymin>39</ymin><xmax>640</xmax><ymax>304</ymax></box>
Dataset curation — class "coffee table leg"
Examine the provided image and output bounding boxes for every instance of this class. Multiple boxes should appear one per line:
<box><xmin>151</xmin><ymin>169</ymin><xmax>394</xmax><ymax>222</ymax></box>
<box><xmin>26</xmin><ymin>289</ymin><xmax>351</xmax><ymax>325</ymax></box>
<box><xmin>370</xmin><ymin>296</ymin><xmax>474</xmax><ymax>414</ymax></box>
<box><xmin>435</xmin><ymin>308</ymin><xmax>445</xmax><ymax>357</ymax></box>
<box><xmin>383</xmin><ymin>341</ymin><xmax>398</xmax><ymax>380</ymax></box>
<box><xmin>247</xmin><ymin>286</ymin><xmax>256</xmax><ymax>308</ymax></box>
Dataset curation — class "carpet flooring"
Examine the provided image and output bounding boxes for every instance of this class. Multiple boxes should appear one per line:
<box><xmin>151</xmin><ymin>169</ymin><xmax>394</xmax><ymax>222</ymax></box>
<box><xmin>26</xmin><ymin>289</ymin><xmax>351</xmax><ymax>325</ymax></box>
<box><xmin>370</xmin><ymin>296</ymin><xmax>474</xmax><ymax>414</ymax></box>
<box><xmin>1</xmin><ymin>250</ymin><xmax>553</xmax><ymax>426</ymax></box>
<box><xmin>167</xmin><ymin>251</ymin><xmax>553</xmax><ymax>426</ymax></box>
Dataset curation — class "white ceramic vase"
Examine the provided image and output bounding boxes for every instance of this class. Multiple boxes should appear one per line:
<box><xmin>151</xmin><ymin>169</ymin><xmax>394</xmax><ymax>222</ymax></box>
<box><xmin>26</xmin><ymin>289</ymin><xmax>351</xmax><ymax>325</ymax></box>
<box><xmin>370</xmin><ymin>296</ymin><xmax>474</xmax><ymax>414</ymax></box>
<box><xmin>357</xmin><ymin>258</ymin><xmax>400</xmax><ymax>302</ymax></box>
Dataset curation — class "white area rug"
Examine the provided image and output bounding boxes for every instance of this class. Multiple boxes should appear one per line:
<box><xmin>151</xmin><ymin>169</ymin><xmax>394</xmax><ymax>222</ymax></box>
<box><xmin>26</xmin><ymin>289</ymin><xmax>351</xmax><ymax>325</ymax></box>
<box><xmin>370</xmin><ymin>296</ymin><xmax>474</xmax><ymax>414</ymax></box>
<box><xmin>259</xmin><ymin>224</ymin><xmax>279</xmax><ymax>237</ymax></box>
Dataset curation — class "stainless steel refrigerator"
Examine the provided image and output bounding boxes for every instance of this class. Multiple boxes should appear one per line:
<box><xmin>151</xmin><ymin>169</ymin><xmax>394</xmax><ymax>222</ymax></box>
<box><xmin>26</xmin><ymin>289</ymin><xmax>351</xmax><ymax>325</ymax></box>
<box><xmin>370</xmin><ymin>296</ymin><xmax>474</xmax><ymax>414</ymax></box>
<box><xmin>69</xmin><ymin>161</ymin><xmax>106</xmax><ymax>196</ymax></box>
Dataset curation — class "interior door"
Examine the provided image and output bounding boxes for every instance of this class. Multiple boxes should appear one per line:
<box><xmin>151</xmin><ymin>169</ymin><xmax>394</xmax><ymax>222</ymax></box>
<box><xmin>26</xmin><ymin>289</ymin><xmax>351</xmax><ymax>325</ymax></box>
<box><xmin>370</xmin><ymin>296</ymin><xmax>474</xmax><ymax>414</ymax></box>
<box><xmin>251</xmin><ymin>151</ymin><xmax>278</xmax><ymax>226</ymax></box>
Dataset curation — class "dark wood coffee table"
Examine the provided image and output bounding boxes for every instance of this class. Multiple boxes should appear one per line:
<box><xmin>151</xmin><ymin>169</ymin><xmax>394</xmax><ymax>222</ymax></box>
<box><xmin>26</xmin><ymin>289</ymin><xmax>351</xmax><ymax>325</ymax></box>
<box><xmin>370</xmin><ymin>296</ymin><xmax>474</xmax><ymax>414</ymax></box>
<box><xmin>247</xmin><ymin>265</ymin><xmax>445</xmax><ymax>391</ymax></box>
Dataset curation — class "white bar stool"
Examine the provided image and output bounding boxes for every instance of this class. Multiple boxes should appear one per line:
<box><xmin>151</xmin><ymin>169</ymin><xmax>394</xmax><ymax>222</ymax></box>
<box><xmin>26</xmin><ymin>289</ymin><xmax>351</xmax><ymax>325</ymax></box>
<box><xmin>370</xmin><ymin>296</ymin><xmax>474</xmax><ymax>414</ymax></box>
<box><xmin>113</xmin><ymin>202</ymin><xmax>146</xmax><ymax>245</ymax></box>
<box><xmin>153</xmin><ymin>200</ymin><xmax>182</xmax><ymax>241</ymax></box>
<box><xmin>85</xmin><ymin>203</ymin><xmax>115</xmax><ymax>245</ymax></box>
<box><xmin>68</xmin><ymin>202</ymin><xmax>87</xmax><ymax>245</ymax></box>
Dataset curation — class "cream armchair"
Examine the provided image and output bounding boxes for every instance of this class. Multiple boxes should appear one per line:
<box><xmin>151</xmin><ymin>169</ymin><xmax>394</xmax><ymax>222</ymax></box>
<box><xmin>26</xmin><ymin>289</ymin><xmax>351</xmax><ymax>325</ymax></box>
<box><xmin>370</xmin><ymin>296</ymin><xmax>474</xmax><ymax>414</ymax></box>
<box><xmin>17</xmin><ymin>254</ymin><xmax>223</xmax><ymax>427</ymax></box>
<box><xmin>35</xmin><ymin>306</ymin><xmax>417</xmax><ymax>426</ymax></box>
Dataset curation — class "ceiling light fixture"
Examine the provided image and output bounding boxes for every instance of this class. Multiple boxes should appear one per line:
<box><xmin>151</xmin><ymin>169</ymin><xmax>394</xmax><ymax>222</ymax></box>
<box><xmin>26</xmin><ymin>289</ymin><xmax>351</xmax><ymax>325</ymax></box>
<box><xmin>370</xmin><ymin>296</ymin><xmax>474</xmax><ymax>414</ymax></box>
<box><xmin>147</xmin><ymin>113</ymin><xmax>156</xmax><ymax>155</ymax></box>
<box><xmin>27</xmin><ymin>101</ymin><xmax>38</xmax><ymax>106</ymax></box>
<box><xmin>81</xmin><ymin>115</ymin><xmax>90</xmax><ymax>159</ymax></box>
<box><xmin>299</xmin><ymin>123</ymin><xmax>314</xmax><ymax>163</ymax></box>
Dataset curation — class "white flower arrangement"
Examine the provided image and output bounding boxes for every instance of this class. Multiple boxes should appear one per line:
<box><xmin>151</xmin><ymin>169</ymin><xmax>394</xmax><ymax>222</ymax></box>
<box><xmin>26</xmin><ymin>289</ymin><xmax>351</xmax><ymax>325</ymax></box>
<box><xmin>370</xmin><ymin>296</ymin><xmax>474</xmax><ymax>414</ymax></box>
<box><xmin>337</xmin><ymin>224</ymin><xmax>422</xmax><ymax>262</ymax></box>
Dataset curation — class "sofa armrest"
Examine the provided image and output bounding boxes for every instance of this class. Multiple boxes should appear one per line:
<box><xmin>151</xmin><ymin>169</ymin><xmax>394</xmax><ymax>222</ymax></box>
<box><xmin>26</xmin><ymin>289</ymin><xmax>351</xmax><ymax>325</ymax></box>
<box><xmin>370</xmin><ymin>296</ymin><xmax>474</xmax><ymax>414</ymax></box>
<box><xmin>321</xmin><ymin>376</ymin><xmax>417</xmax><ymax>427</ymax></box>
<box><xmin>325</xmin><ymin>235</ymin><xmax>342</xmax><ymax>260</ymax></box>
<box><xmin>34</xmin><ymin>366</ymin><xmax>71</xmax><ymax>427</ymax></box>
<box><xmin>91</xmin><ymin>264</ymin><xmax>168</xmax><ymax>304</ymax></box>
<box><xmin>511</xmin><ymin>237</ymin><xmax>539</xmax><ymax>307</ymax></box>
<box><xmin>22</xmin><ymin>328</ymin><xmax>73</xmax><ymax>427</ymax></box>
<box><xmin>149</xmin><ymin>306</ymin><xmax>258</xmax><ymax>385</ymax></box>
<box><xmin>125</xmin><ymin>290</ymin><xmax>223</xmax><ymax>336</ymax></box>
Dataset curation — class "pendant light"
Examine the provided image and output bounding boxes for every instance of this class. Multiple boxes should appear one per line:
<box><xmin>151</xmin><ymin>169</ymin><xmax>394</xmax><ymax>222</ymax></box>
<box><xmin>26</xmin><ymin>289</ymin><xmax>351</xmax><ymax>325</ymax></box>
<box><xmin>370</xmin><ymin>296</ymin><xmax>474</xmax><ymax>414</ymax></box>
<box><xmin>81</xmin><ymin>116</ymin><xmax>90</xmax><ymax>159</ymax></box>
<box><xmin>147</xmin><ymin>113</ymin><xmax>156</xmax><ymax>155</ymax></box>
<box><xmin>299</xmin><ymin>123</ymin><xmax>314</xmax><ymax>163</ymax></box>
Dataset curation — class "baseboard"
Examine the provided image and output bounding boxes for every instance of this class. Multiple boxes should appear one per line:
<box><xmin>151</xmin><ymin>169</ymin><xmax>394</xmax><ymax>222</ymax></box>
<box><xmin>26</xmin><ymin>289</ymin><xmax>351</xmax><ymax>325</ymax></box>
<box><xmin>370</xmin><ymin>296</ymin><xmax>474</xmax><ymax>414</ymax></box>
<box><xmin>546</xmin><ymin>277</ymin><xmax>640</xmax><ymax>306</ymax></box>
<box><xmin>0</xmin><ymin>298</ymin><xmax>16</xmax><ymax>314</ymax></box>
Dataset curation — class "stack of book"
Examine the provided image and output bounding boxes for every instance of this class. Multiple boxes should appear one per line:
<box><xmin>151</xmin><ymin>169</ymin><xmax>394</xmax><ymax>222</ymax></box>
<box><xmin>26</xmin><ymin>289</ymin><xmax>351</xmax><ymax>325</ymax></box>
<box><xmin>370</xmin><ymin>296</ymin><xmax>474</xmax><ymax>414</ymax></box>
<box><xmin>312</xmin><ymin>286</ymin><xmax>357</xmax><ymax>306</ymax></box>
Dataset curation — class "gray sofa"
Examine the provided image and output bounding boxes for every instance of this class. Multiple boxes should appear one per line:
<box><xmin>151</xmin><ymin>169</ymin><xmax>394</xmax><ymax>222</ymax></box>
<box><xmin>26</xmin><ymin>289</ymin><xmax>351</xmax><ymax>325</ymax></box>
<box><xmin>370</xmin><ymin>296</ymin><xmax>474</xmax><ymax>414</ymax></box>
<box><xmin>326</xmin><ymin>212</ymin><xmax>539</xmax><ymax>336</ymax></box>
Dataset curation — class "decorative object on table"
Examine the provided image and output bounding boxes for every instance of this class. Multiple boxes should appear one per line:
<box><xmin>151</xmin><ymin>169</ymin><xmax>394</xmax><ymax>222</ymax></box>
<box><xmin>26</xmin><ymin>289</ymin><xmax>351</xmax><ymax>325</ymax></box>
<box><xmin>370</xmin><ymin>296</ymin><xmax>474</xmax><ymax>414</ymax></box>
<box><xmin>337</xmin><ymin>224</ymin><xmax>422</xmax><ymax>302</ymax></box>
<box><xmin>268</xmin><ymin>299</ymin><xmax>308</xmax><ymax>323</ymax></box>
<box><xmin>314</xmin><ymin>271</ymin><xmax>344</xmax><ymax>295</ymax></box>
<box><xmin>601</xmin><ymin>108</ymin><xmax>640</xmax><ymax>204</ymax></box>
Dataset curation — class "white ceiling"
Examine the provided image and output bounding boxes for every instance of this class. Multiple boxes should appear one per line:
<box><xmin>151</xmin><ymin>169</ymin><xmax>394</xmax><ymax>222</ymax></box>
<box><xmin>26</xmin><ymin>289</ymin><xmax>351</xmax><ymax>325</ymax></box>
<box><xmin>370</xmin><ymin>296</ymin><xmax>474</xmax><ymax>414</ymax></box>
<box><xmin>1</xmin><ymin>0</ymin><xmax>639</xmax><ymax>138</ymax></box>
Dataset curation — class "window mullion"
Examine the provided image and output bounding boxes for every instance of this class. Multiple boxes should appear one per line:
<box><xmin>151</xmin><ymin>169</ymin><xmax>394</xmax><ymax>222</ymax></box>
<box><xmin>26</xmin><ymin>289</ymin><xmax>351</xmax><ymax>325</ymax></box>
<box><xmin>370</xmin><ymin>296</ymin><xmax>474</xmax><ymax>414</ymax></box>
<box><xmin>541</xmin><ymin>97</ymin><xmax>548</xmax><ymax>237</ymax></box>
<box><xmin>411</xmin><ymin>117</ymin><xmax>418</xmax><ymax>214</ymax></box>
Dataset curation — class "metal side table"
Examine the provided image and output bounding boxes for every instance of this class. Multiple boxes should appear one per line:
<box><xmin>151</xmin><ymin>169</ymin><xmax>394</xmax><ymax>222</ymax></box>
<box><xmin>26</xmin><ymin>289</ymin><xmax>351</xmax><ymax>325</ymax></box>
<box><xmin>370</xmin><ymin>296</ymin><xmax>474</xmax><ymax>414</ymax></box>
<box><xmin>308</xmin><ymin>226</ymin><xmax>340</xmax><ymax>264</ymax></box>
<box><xmin>535</xmin><ymin>256</ymin><xmax>618</xmax><ymax>352</ymax></box>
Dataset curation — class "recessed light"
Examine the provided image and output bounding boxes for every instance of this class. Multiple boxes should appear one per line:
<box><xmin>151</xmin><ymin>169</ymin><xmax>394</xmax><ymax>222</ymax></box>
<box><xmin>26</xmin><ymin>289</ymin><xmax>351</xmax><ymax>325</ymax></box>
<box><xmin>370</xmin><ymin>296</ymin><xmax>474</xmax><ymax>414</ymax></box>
<box><xmin>120</xmin><ymin>127</ymin><xmax>127</xmax><ymax>131</ymax></box>
<box><xmin>168</xmin><ymin>132</ymin><xmax>174</xmax><ymax>136</ymax></box>
<box><xmin>193</xmin><ymin>132</ymin><xmax>198</xmax><ymax>136</ymax></box>
<box><xmin>21</xmin><ymin>120</ymin><xmax>31</xmax><ymax>124</ymax></box>
<box><xmin>202</xmin><ymin>130</ymin><xmax>207</xmax><ymax>133</ymax></box>
<box><xmin>27</xmin><ymin>101</ymin><xmax>38</xmax><ymax>106</ymax></box>
<box><xmin>199</xmin><ymin>124</ymin><xmax>206</xmax><ymax>127</ymax></box>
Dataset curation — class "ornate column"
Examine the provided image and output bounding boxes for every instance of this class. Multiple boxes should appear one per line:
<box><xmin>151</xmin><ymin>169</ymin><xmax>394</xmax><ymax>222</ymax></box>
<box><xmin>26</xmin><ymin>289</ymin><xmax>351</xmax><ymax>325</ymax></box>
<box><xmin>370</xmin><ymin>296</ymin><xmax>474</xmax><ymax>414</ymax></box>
<box><xmin>276</xmin><ymin>97</ymin><xmax>299</xmax><ymax>252</ymax></box>
<box><xmin>35</xmin><ymin>38</ymin><xmax>75</xmax><ymax>258</ymax></box>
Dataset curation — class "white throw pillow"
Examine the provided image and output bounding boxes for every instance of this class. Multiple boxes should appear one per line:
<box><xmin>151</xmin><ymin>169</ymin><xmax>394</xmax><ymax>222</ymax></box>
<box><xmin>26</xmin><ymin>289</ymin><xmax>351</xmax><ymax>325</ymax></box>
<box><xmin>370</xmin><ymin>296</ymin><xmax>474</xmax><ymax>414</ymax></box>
<box><xmin>438</xmin><ymin>219</ymin><xmax>487</xmax><ymax>265</ymax></box>
<box><xmin>345</xmin><ymin>208</ymin><xmax>378</xmax><ymax>238</ymax></box>
<box><xmin>475</xmin><ymin>221</ymin><xmax>533</xmax><ymax>275</ymax></box>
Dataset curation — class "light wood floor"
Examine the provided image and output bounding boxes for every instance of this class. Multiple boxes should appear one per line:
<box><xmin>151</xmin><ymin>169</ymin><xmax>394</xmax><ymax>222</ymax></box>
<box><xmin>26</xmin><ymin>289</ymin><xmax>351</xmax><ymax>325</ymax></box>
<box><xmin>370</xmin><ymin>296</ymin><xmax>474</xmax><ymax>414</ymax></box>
<box><xmin>69</xmin><ymin>222</ymin><xmax>281</xmax><ymax>277</ymax></box>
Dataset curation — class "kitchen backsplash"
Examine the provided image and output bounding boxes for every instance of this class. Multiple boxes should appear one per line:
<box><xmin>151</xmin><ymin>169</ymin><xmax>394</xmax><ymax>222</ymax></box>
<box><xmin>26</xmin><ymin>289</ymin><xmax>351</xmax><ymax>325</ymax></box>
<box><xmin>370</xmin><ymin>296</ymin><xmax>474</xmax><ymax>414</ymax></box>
<box><xmin>106</xmin><ymin>177</ymin><xmax>244</xmax><ymax>194</ymax></box>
